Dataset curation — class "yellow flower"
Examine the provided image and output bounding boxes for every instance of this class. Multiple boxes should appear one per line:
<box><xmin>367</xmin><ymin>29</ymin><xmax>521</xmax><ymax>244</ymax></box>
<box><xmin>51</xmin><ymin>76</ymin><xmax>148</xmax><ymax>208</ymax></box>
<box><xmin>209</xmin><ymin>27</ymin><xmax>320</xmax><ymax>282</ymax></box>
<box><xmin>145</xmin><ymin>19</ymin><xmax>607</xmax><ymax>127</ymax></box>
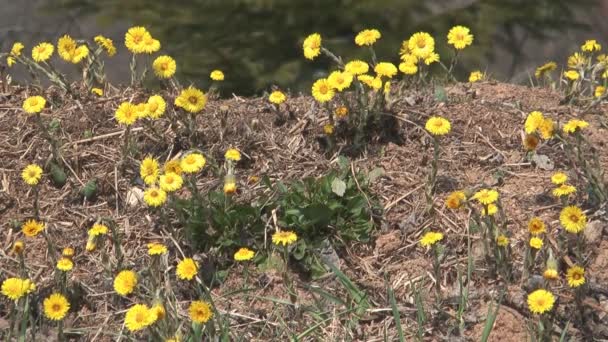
<box><xmin>164</xmin><ymin>159</ymin><xmax>182</xmax><ymax>175</ymax></box>
<box><xmin>323</xmin><ymin>124</ymin><xmax>334</xmax><ymax>135</ymax></box>
<box><xmin>425</xmin><ymin>116</ymin><xmax>451</xmax><ymax>136</ymax></box>
<box><xmin>562</xmin><ymin>119</ymin><xmax>589</xmax><ymax>134</ymax></box>
<box><xmin>384</xmin><ymin>81</ymin><xmax>391</xmax><ymax>95</ymax></box>
<box><xmin>344</xmin><ymin>60</ymin><xmax>369</xmax><ymax>75</ymax></box>
<box><xmin>472</xmin><ymin>189</ymin><xmax>499</xmax><ymax>205</ymax></box>
<box><xmin>269</xmin><ymin>91</ymin><xmax>286</xmax><ymax>104</ymax></box>
<box><xmin>57</xmin><ymin>35</ymin><xmax>77</xmax><ymax>61</ymax></box>
<box><xmin>527</xmin><ymin>217</ymin><xmax>546</xmax><ymax>236</ymax></box>
<box><xmin>551</xmin><ymin>172</ymin><xmax>568</xmax><ymax>185</ymax></box>
<box><xmin>563</xmin><ymin>70</ymin><xmax>579</xmax><ymax>81</ymax></box>
<box><xmin>374</xmin><ymin>62</ymin><xmax>398</xmax><ymax>78</ymax></box>
<box><xmin>447</xmin><ymin>25</ymin><xmax>473</xmax><ymax>50</ymax></box>
<box><xmin>399</xmin><ymin>62</ymin><xmax>418</xmax><ymax>75</ymax></box>
<box><xmin>272</xmin><ymin>231</ymin><xmax>298</xmax><ymax>246</ymax></box>
<box><xmin>445</xmin><ymin>191</ymin><xmax>466</xmax><ymax>209</ymax></box>
<box><xmin>529</xmin><ymin>237</ymin><xmax>543</xmax><ymax>250</ymax></box>
<box><xmin>114</xmin><ymin>270</ymin><xmax>138</xmax><ymax>296</ymax></box>
<box><xmin>91</xmin><ymin>88</ymin><xmax>103</xmax><ymax>96</ymax></box>
<box><xmin>408</xmin><ymin>32</ymin><xmax>435</xmax><ymax>59</ymax></box>
<box><xmin>22</xmin><ymin>164</ymin><xmax>43</xmax><ymax>186</ymax></box>
<box><xmin>355</xmin><ymin>29</ymin><xmax>381</xmax><ymax>46</ymax></box>
<box><xmin>534</xmin><ymin>61</ymin><xmax>557</xmax><ymax>78</ymax></box>
<box><xmin>560</xmin><ymin>206</ymin><xmax>586</xmax><ymax>233</ymax></box>
<box><xmin>595</xmin><ymin>86</ymin><xmax>606</xmax><ymax>98</ymax></box>
<box><xmin>23</xmin><ymin>95</ymin><xmax>46</xmax><ymax>114</ymax></box>
<box><xmin>146</xmin><ymin>95</ymin><xmax>166</xmax><ymax>119</ymax></box>
<box><xmin>496</xmin><ymin>235</ymin><xmax>509</xmax><ymax>247</ymax></box>
<box><xmin>335</xmin><ymin>106</ymin><xmax>348</xmax><ymax>118</ymax></box>
<box><xmin>180</xmin><ymin>153</ymin><xmax>206</xmax><ymax>173</ymax></box>
<box><xmin>468</xmin><ymin>71</ymin><xmax>483</xmax><ymax>82</ymax></box>
<box><xmin>210</xmin><ymin>70</ymin><xmax>224</xmax><ymax>81</ymax></box>
<box><xmin>10</xmin><ymin>42</ymin><xmax>24</xmax><ymax>57</ymax></box>
<box><xmin>328</xmin><ymin>71</ymin><xmax>353</xmax><ymax>91</ymax></box>
<box><xmin>43</xmin><ymin>293</ymin><xmax>70</xmax><ymax>321</ymax></box>
<box><xmin>543</xmin><ymin>268</ymin><xmax>559</xmax><ymax>280</ymax></box>
<box><xmin>581</xmin><ymin>39</ymin><xmax>601</xmax><ymax>52</ymax></box>
<box><xmin>481</xmin><ymin>203</ymin><xmax>498</xmax><ymax>216</ymax></box>
<box><xmin>568</xmin><ymin>53</ymin><xmax>587</xmax><ymax>69</ymax></box>
<box><xmin>566</xmin><ymin>266</ymin><xmax>585</xmax><ymax>288</ymax></box>
<box><xmin>22</xmin><ymin>219</ymin><xmax>45</xmax><ymax>237</ymax></box>
<box><xmin>423</xmin><ymin>52</ymin><xmax>440</xmax><ymax>65</ymax></box>
<box><xmin>420</xmin><ymin>231</ymin><xmax>444</xmax><ymax>247</ymax></box>
<box><xmin>358</xmin><ymin>75</ymin><xmax>382</xmax><ymax>90</ymax></box>
<box><xmin>152</xmin><ymin>55</ymin><xmax>177</xmax><ymax>79</ymax></box>
<box><xmin>12</xmin><ymin>241</ymin><xmax>25</xmax><ymax>255</ymax></box>
<box><xmin>125</xmin><ymin>26</ymin><xmax>151</xmax><ymax>54</ymax></box>
<box><xmin>94</xmin><ymin>35</ymin><xmax>116</xmax><ymax>56</ymax></box>
<box><xmin>147</xmin><ymin>243</ymin><xmax>168</xmax><ymax>256</ymax></box>
<box><xmin>224</xmin><ymin>180</ymin><xmax>237</xmax><ymax>194</ymax></box>
<box><xmin>189</xmin><ymin>300</ymin><xmax>213</xmax><ymax>324</ymax></box>
<box><xmin>312</xmin><ymin>78</ymin><xmax>334</xmax><ymax>103</ymax></box>
<box><xmin>527</xmin><ymin>289</ymin><xmax>555</xmax><ymax>314</ymax></box>
<box><xmin>175</xmin><ymin>86</ymin><xmax>207</xmax><ymax>113</ymax></box>
<box><xmin>150</xmin><ymin>303</ymin><xmax>166</xmax><ymax>322</ymax></box>
<box><xmin>302</xmin><ymin>33</ymin><xmax>321</xmax><ymax>60</ymax></box>
<box><xmin>85</xmin><ymin>239</ymin><xmax>96</xmax><ymax>252</ymax></box>
<box><xmin>2</xmin><ymin>278</ymin><xmax>34</xmax><ymax>300</ymax></box>
<box><xmin>56</xmin><ymin>258</ymin><xmax>73</xmax><ymax>272</ymax></box>
<box><xmin>603</xmin><ymin>69</ymin><xmax>608</xmax><ymax>79</ymax></box>
<box><xmin>552</xmin><ymin>184</ymin><xmax>576</xmax><ymax>197</ymax></box>
<box><xmin>538</xmin><ymin>118</ymin><xmax>554</xmax><ymax>139</ymax></box>
<box><xmin>159</xmin><ymin>173</ymin><xmax>183</xmax><ymax>192</ymax></box>
<box><xmin>225</xmin><ymin>148</ymin><xmax>241</xmax><ymax>161</ymax></box>
<box><xmin>144</xmin><ymin>187</ymin><xmax>167</xmax><ymax>207</ymax></box>
<box><xmin>7</xmin><ymin>56</ymin><xmax>16</xmax><ymax>67</ymax></box>
<box><xmin>88</xmin><ymin>223</ymin><xmax>109</xmax><ymax>237</ymax></box>
<box><xmin>62</xmin><ymin>247</ymin><xmax>74</xmax><ymax>258</ymax></box>
<box><xmin>137</xmin><ymin>103</ymin><xmax>150</xmax><ymax>119</ymax></box>
<box><xmin>125</xmin><ymin>304</ymin><xmax>154</xmax><ymax>332</ymax></box>
<box><xmin>141</xmin><ymin>36</ymin><xmax>161</xmax><ymax>54</ymax></box>
<box><xmin>140</xmin><ymin>156</ymin><xmax>160</xmax><ymax>186</ymax></box>
<box><xmin>176</xmin><ymin>258</ymin><xmax>198</xmax><ymax>280</ymax></box>
<box><xmin>115</xmin><ymin>102</ymin><xmax>138</xmax><ymax>126</ymax></box>
<box><xmin>71</xmin><ymin>45</ymin><xmax>89</xmax><ymax>64</ymax></box>
<box><xmin>234</xmin><ymin>247</ymin><xmax>255</xmax><ymax>261</ymax></box>
<box><xmin>32</xmin><ymin>42</ymin><xmax>54</xmax><ymax>62</ymax></box>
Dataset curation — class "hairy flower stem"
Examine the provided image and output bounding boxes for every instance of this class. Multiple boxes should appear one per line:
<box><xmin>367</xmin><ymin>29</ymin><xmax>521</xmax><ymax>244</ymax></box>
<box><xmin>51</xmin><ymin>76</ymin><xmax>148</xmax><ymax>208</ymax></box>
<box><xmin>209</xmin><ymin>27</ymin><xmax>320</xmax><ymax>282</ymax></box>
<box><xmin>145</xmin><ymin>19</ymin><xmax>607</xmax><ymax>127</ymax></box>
<box><xmin>33</xmin><ymin>186</ymin><xmax>40</xmax><ymax>220</ymax></box>
<box><xmin>34</xmin><ymin>113</ymin><xmax>61</xmax><ymax>163</ymax></box>
<box><xmin>425</xmin><ymin>136</ymin><xmax>440</xmax><ymax>214</ymax></box>
<box><xmin>283</xmin><ymin>246</ymin><xmax>297</xmax><ymax>305</ymax></box>
<box><xmin>129</xmin><ymin>54</ymin><xmax>137</xmax><ymax>86</ymax></box>
<box><xmin>432</xmin><ymin>245</ymin><xmax>442</xmax><ymax>299</ymax></box>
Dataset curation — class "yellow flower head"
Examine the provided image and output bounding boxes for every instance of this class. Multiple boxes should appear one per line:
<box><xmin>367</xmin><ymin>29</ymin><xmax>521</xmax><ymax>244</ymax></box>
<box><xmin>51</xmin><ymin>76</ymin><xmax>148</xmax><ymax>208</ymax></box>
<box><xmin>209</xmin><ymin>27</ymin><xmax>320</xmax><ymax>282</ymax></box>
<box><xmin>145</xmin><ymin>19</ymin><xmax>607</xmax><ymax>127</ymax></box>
<box><xmin>272</xmin><ymin>231</ymin><xmax>298</xmax><ymax>246</ymax></box>
<box><xmin>423</xmin><ymin>52</ymin><xmax>440</xmax><ymax>65</ymax></box>
<box><xmin>447</xmin><ymin>25</ymin><xmax>473</xmax><ymax>50</ymax></box>
<box><xmin>527</xmin><ymin>217</ymin><xmax>546</xmax><ymax>235</ymax></box>
<box><xmin>147</xmin><ymin>242</ymin><xmax>168</xmax><ymax>256</ymax></box>
<box><xmin>23</xmin><ymin>96</ymin><xmax>46</xmax><ymax>114</ymax></box>
<box><xmin>355</xmin><ymin>29</ymin><xmax>381</xmax><ymax>46</ymax></box>
<box><xmin>2</xmin><ymin>278</ymin><xmax>35</xmax><ymax>300</ymax></box>
<box><xmin>7</xmin><ymin>56</ymin><xmax>16</xmax><ymax>67</ymax></box>
<box><xmin>420</xmin><ymin>231</ymin><xmax>444</xmax><ymax>247</ymax></box>
<box><xmin>358</xmin><ymin>75</ymin><xmax>382</xmax><ymax>90</ymax></box>
<box><xmin>374</xmin><ymin>62</ymin><xmax>398</xmax><ymax>78</ymax></box>
<box><xmin>115</xmin><ymin>102</ymin><xmax>138</xmax><ymax>126</ymax></box>
<box><xmin>180</xmin><ymin>153</ymin><xmax>206</xmax><ymax>173</ymax></box>
<box><xmin>551</xmin><ymin>172</ymin><xmax>568</xmax><ymax>185</ymax></box>
<box><xmin>10</xmin><ymin>42</ymin><xmax>24</xmax><ymax>57</ymax></box>
<box><xmin>335</xmin><ymin>106</ymin><xmax>348</xmax><ymax>118</ymax></box>
<box><xmin>164</xmin><ymin>159</ymin><xmax>182</xmax><ymax>175</ymax></box>
<box><xmin>425</xmin><ymin>116</ymin><xmax>451</xmax><ymax>136</ymax></box>
<box><xmin>568</xmin><ymin>52</ymin><xmax>587</xmax><ymax>69</ymax></box>
<box><xmin>88</xmin><ymin>223</ymin><xmax>109</xmax><ymax>237</ymax></box>
<box><xmin>144</xmin><ymin>187</ymin><xmax>167</xmax><ymax>207</ymax></box>
<box><xmin>91</xmin><ymin>88</ymin><xmax>103</xmax><ymax>96</ymax></box>
<box><xmin>445</xmin><ymin>191</ymin><xmax>466</xmax><ymax>209</ymax></box>
<box><xmin>22</xmin><ymin>164</ymin><xmax>43</xmax><ymax>186</ymax></box>
<box><xmin>224</xmin><ymin>179</ymin><xmax>237</xmax><ymax>194</ymax></box>
<box><xmin>140</xmin><ymin>156</ymin><xmax>160</xmax><ymax>186</ymax></box>
<box><xmin>408</xmin><ymin>32</ymin><xmax>435</xmax><ymax>59</ymax></box>
<box><xmin>543</xmin><ymin>268</ymin><xmax>559</xmax><ymax>280</ymax></box>
<box><xmin>225</xmin><ymin>148</ymin><xmax>241</xmax><ymax>161</ymax></box>
<box><xmin>43</xmin><ymin>293</ymin><xmax>70</xmax><ymax>321</ymax></box>
<box><xmin>552</xmin><ymin>184</ymin><xmax>576</xmax><ymax>197</ymax></box>
<box><xmin>57</xmin><ymin>35</ymin><xmax>76</xmax><ymax>61</ymax></box>
<box><xmin>176</xmin><ymin>258</ymin><xmax>198</xmax><ymax>280</ymax></box>
<box><xmin>312</xmin><ymin>78</ymin><xmax>334</xmax><ymax>103</ymax></box>
<box><xmin>581</xmin><ymin>39</ymin><xmax>601</xmax><ymax>52</ymax></box>
<box><xmin>12</xmin><ymin>241</ymin><xmax>25</xmax><ymax>255</ymax></box>
<box><xmin>269</xmin><ymin>91</ymin><xmax>286</xmax><ymax>104</ymax></box>
<box><xmin>472</xmin><ymin>189</ymin><xmax>499</xmax><ymax>205</ymax></box>
<box><xmin>234</xmin><ymin>247</ymin><xmax>255</xmax><ymax>261</ymax></box>
<box><xmin>62</xmin><ymin>247</ymin><xmax>74</xmax><ymax>258</ymax></box>
<box><xmin>56</xmin><ymin>257</ymin><xmax>74</xmax><ymax>272</ymax></box>
<box><xmin>210</xmin><ymin>70</ymin><xmax>224</xmax><ymax>81</ymax></box>
<box><xmin>562</xmin><ymin>119</ymin><xmax>589</xmax><ymax>134</ymax></box>
<box><xmin>141</xmin><ymin>36</ymin><xmax>161</xmax><ymax>54</ymax></box>
<box><xmin>399</xmin><ymin>62</ymin><xmax>418</xmax><ymax>75</ymax></box>
<box><xmin>125</xmin><ymin>26</ymin><xmax>151</xmax><ymax>54</ymax></box>
<box><xmin>563</xmin><ymin>70</ymin><xmax>579</xmax><ymax>81</ymax></box>
<box><xmin>152</xmin><ymin>55</ymin><xmax>177</xmax><ymax>79</ymax></box>
<box><xmin>114</xmin><ymin>270</ymin><xmax>138</xmax><ymax>296</ymax></box>
<box><xmin>538</xmin><ymin>118</ymin><xmax>554</xmax><ymax>139</ymax></box>
<box><xmin>323</xmin><ymin>124</ymin><xmax>335</xmax><ymax>135</ymax></box>
<box><xmin>527</xmin><ymin>289</ymin><xmax>555</xmax><ymax>314</ymax></box>
<box><xmin>566</xmin><ymin>266</ymin><xmax>585</xmax><ymax>288</ymax></box>
<box><xmin>189</xmin><ymin>300</ymin><xmax>213</xmax><ymax>324</ymax></box>
<box><xmin>468</xmin><ymin>71</ymin><xmax>483</xmax><ymax>82</ymax></box>
<box><xmin>22</xmin><ymin>219</ymin><xmax>45</xmax><ymax>237</ymax></box>
<box><xmin>125</xmin><ymin>304</ymin><xmax>154</xmax><ymax>332</ymax></box>
<box><xmin>535</xmin><ymin>61</ymin><xmax>557</xmax><ymax>78</ymax></box>
<box><xmin>150</xmin><ymin>303</ymin><xmax>166</xmax><ymax>322</ymax></box>
<box><xmin>344</xmin><ymin>60</ymin><xmax>369</xmax><ymax>75</ymax></box>
<box><xmin>523</xmin><ymin>111</ymin><xmax>544</xmax><ymax>134</ymax></box>
<box><xmin>85</xmin><ymin>239</ymin><xmax>96</xmax><ymax>252</ymax></box>
<box><xmin>303</xmin><ymin>33</ymin><xmax>322</xmax><ymax>60</ymax></box>
<box><xmin>175</xmin><ymin>86</ymin><xmax>207</xmax><ymax>113</ymax></box>
<box><xmin>328</xmin><ymin>71</ymin><xmax>353</xmax><ymax>91</ymax></box>
<box><xmin>529</xmin><ymin>237</ymin><xmax>543</xmax><ymax>250</ymax></box>
<box><xmin>32</xmin><ymin>42</ymin><xmax>54</xmax><ymax>62</ymax></box>
<box><xmin>595</xmin><ymin>86</ymin><xmax>606</xmax><ymax>98</ymax></box>
<box><xmin>159</xmin><ymin>173</ymin><xmax>183</xmax><ymax>192</ymax></box>
<box><xmin>94</xmin><ymin>35</ymin><xmax>116</xmax><ymax>56</ymax></box>
<box><xmin>481</xmin><ymin>203</ymin><xmax>498</xmax><ymax>216</ymax></box>
<box><xmin>496</xmin><ymin>235</ymin><xmax>509</xmax><ymax>247</ymax></box>
<box><xmin>560</xmin><ymin>206</ymin><xmax>586</xmax><ymax>233</ymax></box>
<box><xmin>146</xmin><ymin>95</ymin><xmax>166</xmax><ymax>119</ymax></box>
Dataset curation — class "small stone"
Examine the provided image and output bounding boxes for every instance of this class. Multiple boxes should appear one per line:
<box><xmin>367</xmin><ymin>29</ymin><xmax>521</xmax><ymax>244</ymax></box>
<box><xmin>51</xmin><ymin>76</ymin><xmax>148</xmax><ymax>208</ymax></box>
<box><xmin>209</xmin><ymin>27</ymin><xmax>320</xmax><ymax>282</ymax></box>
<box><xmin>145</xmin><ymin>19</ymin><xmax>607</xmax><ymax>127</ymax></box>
<box><xmin>584</xmin><ymin>220</ymin><xmax>605</xmax><ymax>244</ymax></box>
<box><xmin>126</xmin><ymin>187</ymin><xmax>144</xmax><ymax>207</ymax></box>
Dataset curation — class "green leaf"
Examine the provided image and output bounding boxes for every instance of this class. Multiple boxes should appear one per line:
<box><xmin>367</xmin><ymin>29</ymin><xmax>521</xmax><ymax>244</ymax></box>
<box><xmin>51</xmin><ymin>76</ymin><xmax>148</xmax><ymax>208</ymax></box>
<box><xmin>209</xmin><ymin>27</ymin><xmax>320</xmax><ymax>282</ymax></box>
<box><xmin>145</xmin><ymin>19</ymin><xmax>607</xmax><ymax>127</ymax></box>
<box><xmin>331</xmin><ymin>178</ymin><xmax>346</xmax><ymax>197</ymax></box>
<box><xmin>301</xmin><ymin>204</ymin><xmax>332</xmax><ymax>226</ymax></box>
<box><xmin>49</xmin><ymin>162</ymin><xmax>67</xmax><ymax>187</ymax></box>
<box><xmin>368</xmin><ymin>167</ymin><xmax>384</xmax><ymax>183</ymax></box>
<box><xmin>80</xmin><ymin>179</ymin><xmax>97</xmax><ymax>200</ymax></box>
<box><xmin>434</xmin><ymin>86</ymin><xmax>448</xmax><ymax>103</ymax></box>
<box><xmin>336</xmin><ymin>155</ymin><xmax>350</xmax><ymax>171</ymax></box>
